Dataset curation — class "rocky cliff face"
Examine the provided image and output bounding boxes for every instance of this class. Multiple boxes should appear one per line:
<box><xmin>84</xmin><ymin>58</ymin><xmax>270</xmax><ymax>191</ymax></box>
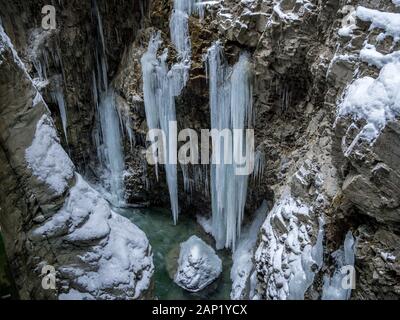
<box><xmin>0</xmin><ymin>0</ymin><xmax>399</xmax><ymax>300</ymax></box>
<box><xmin>0</xmin><ymin>23</ymin><xmax>153</xmax><ymax>299</ymax></box>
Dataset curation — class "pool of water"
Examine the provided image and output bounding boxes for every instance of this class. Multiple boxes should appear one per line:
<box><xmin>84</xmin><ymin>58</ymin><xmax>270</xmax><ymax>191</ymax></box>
<box><xmin>115</xmin><ymin>207</ymin><xmax>232</xmax><ymax>300</ymax></box>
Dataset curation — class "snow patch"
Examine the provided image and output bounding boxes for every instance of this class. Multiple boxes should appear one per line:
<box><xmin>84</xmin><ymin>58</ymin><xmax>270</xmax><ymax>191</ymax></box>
<box><xmin>0</xmin><ymin>23</ymin><xmax>29</xmax><ymax>73</ymax></box>
<box><xmin>360</xmin><ymin>44</ymin><xmax>400</xmax><ymax>68</ymax></box>
<box><xmin>36</xmin><ymin>174</ymin><xmax>154</xmax><ymax>300</ymax></box>
<box><xmin>25</xmin><ymin>114</ymin><xmax>74</xmax><ymax>195</ymax></box>
<box><xmin>356</xmin><ymin>6</ymin><xmax>400</xmax><ymax>42</ymax></box>
<box><xmin>338</xmin><ymin>62</ymin><xmax>400</xmax><ymax>141</ymax></box>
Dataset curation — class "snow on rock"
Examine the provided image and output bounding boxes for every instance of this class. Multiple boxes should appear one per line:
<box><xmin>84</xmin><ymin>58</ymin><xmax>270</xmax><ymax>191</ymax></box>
<box><xmin>337</xmin><ymin>62</ymin><xmax>400</xmax><ymax>141</ymax></box>
<box><xmin>0</xmin><ymin>22</ymin><xmax>29</xmax><ymax>72</ymax></box>
<box><xmin>356</xmin><ymin>6</ymin><xmax>400</xmax><ymax>42</ymax></box>
<box><xmin>360</xmin><ymin>44</ymin><xmax>400</xmax><ymax>69</ymax></box>
<box><xmin>25</xmin><ymin>114</ymin><xmax>74</xmax><ymax>195</ymax></box>
<box><xmin>273</xmin><ymin>1</ymin><xmax>298</xmax><ymax>21</ymax></box>
<box><xmin>174</xmin><ymin>235</ymin><xmax>222</xmax><ymax>292</ymax></box>
<box><xmin>231</xmin><ymin>200</ymin><xmax>268</xmax><ymax>300</ymax></box>
<box><xmin>34</xmin><ymin>174</ymin><xmax>154</xmax><ymax>300</ymax></box>
<box><xmin>322</xmin><ymin>231</ymin><xmax>356</xmax><ymax>300</ymax></box>
<box><xmin>272</xmin><ymin>0</ymin><xmax>314</xmax><ymax>22</ymax></box>
<box><xmin>393</xmin><ymin>0</ymin><xmax>400</xmax><ymax>7</ymax></box>
<box><xmin>254</xmin><ymin>191</ymin><xmax>324</xmax><ymax>300</ymax></box>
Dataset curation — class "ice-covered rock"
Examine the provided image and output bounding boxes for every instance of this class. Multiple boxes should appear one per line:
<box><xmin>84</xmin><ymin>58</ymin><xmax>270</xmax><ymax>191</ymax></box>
<box><xmin>174</xmin><ymin>236</ymin><xmax>222</xmax><ymax>292</ymax></box>
<box><xmin>231</xmin><ymin>200</ymin><xmax>268</xmax><ymax>300</ymax></box>
<box><xmin>322</xmin><ymin>232</ymin><xmax>356</xmax><ymax>300</ymax></box>
<box><xmin>254</xmin><ymin>190</ymin><xmax>324</xmax><ymax>300</ymax></box>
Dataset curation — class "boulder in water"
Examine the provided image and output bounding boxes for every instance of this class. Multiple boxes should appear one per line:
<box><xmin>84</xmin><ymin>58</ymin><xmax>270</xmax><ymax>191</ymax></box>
<box><xmin>174</xmin><ymin>236</ymin><xmax>222</xmax><ymax>292</ymax></box>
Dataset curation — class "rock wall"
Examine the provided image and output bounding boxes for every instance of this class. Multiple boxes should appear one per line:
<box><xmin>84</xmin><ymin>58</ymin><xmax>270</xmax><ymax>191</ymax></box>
<box><xmin>0</xmin><ymin>26</ymin><xmax>153</xmax><ymax>299</ymax></box>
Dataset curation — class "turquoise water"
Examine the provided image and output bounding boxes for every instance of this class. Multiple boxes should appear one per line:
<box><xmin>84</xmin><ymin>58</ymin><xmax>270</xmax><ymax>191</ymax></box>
<box><xmin>115</xmin><ymin>207</ymin><xmax>232</xmax><ymax>300</ymax></box>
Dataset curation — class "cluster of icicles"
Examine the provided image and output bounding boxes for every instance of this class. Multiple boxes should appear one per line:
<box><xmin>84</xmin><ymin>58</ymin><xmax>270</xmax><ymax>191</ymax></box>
<box><xmin>141</xmin><ymin>0</ymin><xmax>255</xmax><ymax>250</ymax></box>
<box><xmin>92</xmin><ymin>0</ymin><xmax>135</xmax><ymax>207</ymax></box>
<box><xmin>29</xmin><ymin>0</ymin><xmax>259</xmax><ymax>249</ymax></box>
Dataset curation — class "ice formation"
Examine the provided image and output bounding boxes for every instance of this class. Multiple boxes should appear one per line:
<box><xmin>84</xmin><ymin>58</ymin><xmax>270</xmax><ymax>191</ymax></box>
<box><xmin>141</xmin><ymin>33</ymin><xmax>180</xmax><ymax>223</ymax></box>
<box><xmin>322</xmin><ymin>231</ymin><xmax>356</xmax><ymax>300</ymax></box>
<box><xmin>174</xmin><ymin>235</ymin><xmax>222</xmax><ymax>292</ymax></box>
<box><xmin>50</xmin><ymin>78</ymin><xmax>68</xmax><ymax>143</ymax></box>
<box><xmin>231</xmin><ymin>200</ymin><xmax>268</xmax><ymax>300</ymax></box>
<box><xmin>206</xmin><ymin>42</ymin><xmax>253</xmax><ymax>250</ymax></box>
<box><xmin>27</xmin><ymin>28</ymin><xmax>69</xmax><ymax>142</ymax></box>
<box><xmin>92</xmin><ymin>0</ymin><xmax>126</xmax><ymax>205</ymax></box>
<box><xmin>141</xmin><ymin>0</ymin><xmax>205</xmax><ymax>223</ymax></box>
<box><xmin>254</xmin><ymin>192</ymin><xmax>324</xmax><ymax>300</ymax></box>
<box><xmin>253</xmin><ymin>150</ymin><xmax>265</xmax><ymax>183</ymax></box>
<box><xmin>25</xmin><ymin>115</ymin><xmax>74</xmax><ymax>195</ymax></box>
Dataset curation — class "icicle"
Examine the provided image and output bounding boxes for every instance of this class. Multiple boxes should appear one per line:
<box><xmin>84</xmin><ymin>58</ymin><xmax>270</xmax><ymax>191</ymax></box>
<box><xmin>98</xmin><ymin>89</ymin><xmax>125</xmax><ymax>204</ymax></box>
<box><xmin>141</xmin><ymin>33</ymin><xmax>179</xmax><ymax>223</ymax></box>
<box><xmin>253</xmin><ymin>150</ymin><xmax>265</xmax><ymax>183</ymax></box>
<box><xmin>322</xmin><ymin>231</ymin><xmax>356</xmax><ymax>300</ymax></box>
<box><xmin>92</xmin><ymin>0</ymin><xmax>126</xmax><ymax>206</ymax></box>
<box><xmin>116</xmin><ymin>97</ymin><xmax>136</xmax><ymax>150</ymax></box>
<box><xmin>206</xmin><ymin>42</ymin><xmax>253</xmax><ymax>250</ymax></box>
<box><xmin>140</xmin><ymin>1</ymin><xmax>208</xmax><ymax>223</ymax></box>
<box><xmin>51</xmin><ymin>79</ymin><xmax>68</xmax><ymax>143</ymax></box>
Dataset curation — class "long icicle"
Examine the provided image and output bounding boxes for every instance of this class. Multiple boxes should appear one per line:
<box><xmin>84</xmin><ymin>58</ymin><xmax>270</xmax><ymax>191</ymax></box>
<box><xmin>206</xmin><ymin>42</ymin><xmax>253</xmax><ymax>250</ymax></box>
<box><xmin>140</xmin><ymin>0</ymin><xmax>204</xmax><ymax>223</ymax></box>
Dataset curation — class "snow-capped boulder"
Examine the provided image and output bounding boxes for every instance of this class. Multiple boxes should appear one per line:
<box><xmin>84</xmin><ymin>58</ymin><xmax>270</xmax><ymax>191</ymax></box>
<box><xmin>174</xmin><ymin>236</ymin><xmax>222</xmax><ymax>292</ymax></box>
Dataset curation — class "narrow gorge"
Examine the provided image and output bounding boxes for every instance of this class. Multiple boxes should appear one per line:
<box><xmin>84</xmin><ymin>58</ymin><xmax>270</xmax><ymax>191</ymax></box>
<box><xmin>0</xmin><ymin>0</ymin><xmax>399</xmax><ymax>301</ymax></box>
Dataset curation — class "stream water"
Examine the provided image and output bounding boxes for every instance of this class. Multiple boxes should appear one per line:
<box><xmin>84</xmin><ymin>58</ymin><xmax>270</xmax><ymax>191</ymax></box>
<box><xmin>115</xmin><ymin>207</ymin><xmax>232</xmax><ymax>300</ymax></box>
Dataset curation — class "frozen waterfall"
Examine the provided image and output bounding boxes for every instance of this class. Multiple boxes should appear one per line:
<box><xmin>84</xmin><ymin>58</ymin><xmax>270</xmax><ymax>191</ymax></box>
<box><xmin>50</xmin><ymin>77</ymin><xmax>68</xmax><ymax>144</ymax></box>
<box><xmin>92</xmin><ymin>0</ymin><xmax>125</xmax><ymax>206</ymax></box>
<box><xmin>141</xmin><ymin>0</ymin><xmax>204</xmax><ymax>223</ymax></box>
<box><xmin>141</xmin><ymin>34</ymin><xmax>180</xmax><ymax>224</ymax></box>
<box><xmin>322</xmin><ymin>231</ymin><xmax>356</xmax><ymax>300</ymax></box>
<box><xmin>206</xmin><ymin>42</ymin><xmax>253</xmax><ymax>250</ymax></box>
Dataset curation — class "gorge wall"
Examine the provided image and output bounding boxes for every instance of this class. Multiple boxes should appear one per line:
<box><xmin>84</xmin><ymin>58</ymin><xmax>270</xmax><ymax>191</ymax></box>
<box><xmin>0</xmin><ymin>0</ymin><xmax>399</xmax><ymax>299</ymax></box>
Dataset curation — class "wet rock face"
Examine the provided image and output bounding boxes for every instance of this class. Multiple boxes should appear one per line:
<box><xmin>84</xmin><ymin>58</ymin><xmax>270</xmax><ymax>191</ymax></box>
<box><xmin>174</xmin><ymin>236</ymin><xmax>222</xmax><ymax>293</ymax></box>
